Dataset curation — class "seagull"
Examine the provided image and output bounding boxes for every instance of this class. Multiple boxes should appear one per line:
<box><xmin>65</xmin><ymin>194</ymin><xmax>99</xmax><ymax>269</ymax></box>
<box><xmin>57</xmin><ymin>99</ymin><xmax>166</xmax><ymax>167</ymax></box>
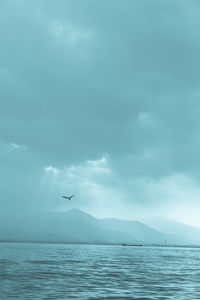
<box><xmin>61</xmin><ymin>194</ymin><xmax>75</xmax><ymax>200</ymax></box>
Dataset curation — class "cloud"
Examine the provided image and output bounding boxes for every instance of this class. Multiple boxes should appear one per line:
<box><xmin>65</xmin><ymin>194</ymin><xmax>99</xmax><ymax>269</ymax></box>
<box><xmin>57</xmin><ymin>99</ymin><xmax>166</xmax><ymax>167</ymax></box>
<box><xmin>45</xmin><ymin>166</ymin><xmax>59</xmax><ymax>175</ymax></box>
<box><xmin>50</xmin><ymin>20</ymin><xmax>93</xmax><ymax>45</ymax></box>
<box><xmin>36</xmin><ymin>157</ymin><xmax>200</xmax><ymax>226</ymax></box>
<box><xmin>1</xmin><ymin>0</ymin><xmax>200</xmax><ymax>225</ymax></box>
<box><xmin>8</xmin><ymin>143</ymin><xmax>27</xmax><ymax>151</ymax></box>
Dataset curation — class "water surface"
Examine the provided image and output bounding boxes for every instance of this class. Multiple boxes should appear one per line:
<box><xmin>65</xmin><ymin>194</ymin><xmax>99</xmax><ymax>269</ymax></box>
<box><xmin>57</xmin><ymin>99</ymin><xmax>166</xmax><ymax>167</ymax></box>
<box><xmin>0</xmin><ymin>242</ymin><xmax>200</xmax><ymax>299</ymax></box>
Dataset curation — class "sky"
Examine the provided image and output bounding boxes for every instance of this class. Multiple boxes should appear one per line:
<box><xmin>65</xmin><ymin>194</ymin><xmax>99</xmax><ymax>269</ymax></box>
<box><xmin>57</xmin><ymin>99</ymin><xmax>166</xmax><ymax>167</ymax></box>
<box><xmin>1</xmin><ymin>0</ymin><xmax>200</xmax><ymax>226</ymax></box>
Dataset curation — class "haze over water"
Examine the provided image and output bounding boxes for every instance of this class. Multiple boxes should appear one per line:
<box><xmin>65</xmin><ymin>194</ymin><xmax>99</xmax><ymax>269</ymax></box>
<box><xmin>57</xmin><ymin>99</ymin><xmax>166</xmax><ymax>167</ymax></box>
<box><xmin>1</xmin><ymin>242</ymin><xmax>200</xmax><ymax>299</ymax></box>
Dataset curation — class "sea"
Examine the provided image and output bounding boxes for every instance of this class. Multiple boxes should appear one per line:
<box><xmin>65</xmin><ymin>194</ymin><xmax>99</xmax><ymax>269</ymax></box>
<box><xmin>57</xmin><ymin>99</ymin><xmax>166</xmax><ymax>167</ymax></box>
<box><xmin>0</xmin><ymin>242</ymin><xmax>200</xmax><ymax>299</ymax></box>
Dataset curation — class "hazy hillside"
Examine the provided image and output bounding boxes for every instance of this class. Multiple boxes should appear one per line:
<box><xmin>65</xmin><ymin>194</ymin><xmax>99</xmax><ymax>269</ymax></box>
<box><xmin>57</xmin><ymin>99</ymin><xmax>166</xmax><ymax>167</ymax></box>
<box><xmin>1</xmin><ymin>209</ymin><xmax>200</xmax><ymax>245</ymax></box>
<box><xmin>147</xmin><ymin>218</ymin><xmax>200</xmax><ymax>245</ymax></box>
<box><xmin>0</xmin><ymin>209</ymin><xmax>136</xmax><ymax>244</ymax></box>
<box><xmin>98</xmin><ymin>218</ymin><xmax>167</xmax><ymax>244</ymax></box>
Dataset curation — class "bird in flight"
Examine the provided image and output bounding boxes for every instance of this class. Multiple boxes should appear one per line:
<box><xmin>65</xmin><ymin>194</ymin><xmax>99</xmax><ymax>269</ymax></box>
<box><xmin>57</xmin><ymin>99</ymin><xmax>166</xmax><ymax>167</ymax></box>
<box><xmin>62</xmin><ymin>194</ymin><xmax>75</xmax><ymax>200</ymax></box>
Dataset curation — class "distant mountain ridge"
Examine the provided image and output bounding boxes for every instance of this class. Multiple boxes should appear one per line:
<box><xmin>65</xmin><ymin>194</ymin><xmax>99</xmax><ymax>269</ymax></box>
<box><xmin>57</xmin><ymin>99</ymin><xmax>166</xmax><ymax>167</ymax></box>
<box><xmin>147</xmin><ymin>218</ymin><xmax>200</xmax><ymax>245</ymax></box>
<box><xmin>1</xmin><ymin>208</ymin><xmax>200</xmax><ymax>245</ymax></box>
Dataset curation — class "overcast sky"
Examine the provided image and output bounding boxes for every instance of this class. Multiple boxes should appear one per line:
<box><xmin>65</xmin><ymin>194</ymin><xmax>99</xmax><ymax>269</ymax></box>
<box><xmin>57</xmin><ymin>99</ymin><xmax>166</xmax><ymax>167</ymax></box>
<box><xmin>1</xmin><ymin>0</ymin><xmax>200</xmax><ymax>225</ymax></box>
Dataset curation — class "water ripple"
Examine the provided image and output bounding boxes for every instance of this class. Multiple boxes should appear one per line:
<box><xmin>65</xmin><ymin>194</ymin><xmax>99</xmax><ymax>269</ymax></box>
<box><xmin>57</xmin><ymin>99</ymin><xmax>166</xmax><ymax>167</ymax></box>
<box><xmin>0</xmin><ymin>243</ymin><xmax>200</xmax><ymax>299</ymax></box>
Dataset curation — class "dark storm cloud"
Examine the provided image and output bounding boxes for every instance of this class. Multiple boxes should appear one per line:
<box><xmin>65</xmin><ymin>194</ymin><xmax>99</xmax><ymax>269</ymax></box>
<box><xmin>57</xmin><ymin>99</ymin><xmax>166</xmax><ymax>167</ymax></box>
<box><xmin>1</xmin><ymin>0</ymin><xmax>200</xmax><ymax>221</ymax></box>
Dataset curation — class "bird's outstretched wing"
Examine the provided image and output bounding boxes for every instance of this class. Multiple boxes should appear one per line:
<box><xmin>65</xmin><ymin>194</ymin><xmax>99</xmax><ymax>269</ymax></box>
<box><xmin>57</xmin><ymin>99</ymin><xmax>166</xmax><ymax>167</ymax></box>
<box><xmin>61</xmin><ymin>195</ymin><xmax>75</xmax><ymax>200</ymax></box>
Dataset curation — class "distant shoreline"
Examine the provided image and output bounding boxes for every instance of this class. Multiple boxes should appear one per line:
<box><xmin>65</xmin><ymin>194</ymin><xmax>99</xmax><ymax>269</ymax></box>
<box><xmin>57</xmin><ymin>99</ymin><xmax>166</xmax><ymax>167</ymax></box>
<box><xmin>1</xmin><ymin>240</ymin><xmax>200</xmax><ymax>248</ymax></box>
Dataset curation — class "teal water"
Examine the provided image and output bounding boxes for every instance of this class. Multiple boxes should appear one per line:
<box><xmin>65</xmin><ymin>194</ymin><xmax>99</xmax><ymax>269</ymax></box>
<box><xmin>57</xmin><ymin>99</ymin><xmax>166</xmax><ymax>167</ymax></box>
<box><xmin>0</xmin><ymin>242</ymin><xmax>200</xmax><ymax>299</ymax></box>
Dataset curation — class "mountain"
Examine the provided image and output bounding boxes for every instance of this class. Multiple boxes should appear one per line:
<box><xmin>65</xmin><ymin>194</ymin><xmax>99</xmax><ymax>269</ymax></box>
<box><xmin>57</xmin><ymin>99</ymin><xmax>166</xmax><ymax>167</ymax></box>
<box><xmin>3</xmin><ymin>208</ymin><xmax>199</xmax><ymax>245</ymax></box>
<box><xmin>98</xmin><ymin>218</ymin><xmax>167</xmax><ymax>244</ymax></box>
<box><xmin>0</xmin><ymin>209</ymin><xmax>134</xmax><ymax>244</ymax></box>
<box><xmin>0</xmin><ymin>208</ymin><xmax>168</xmax><ymax>244</ymax></box>
<box><xmin>147</xmin><ymin>218</ymin><xmax>200</xmax><ymax>245</ymax></box>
